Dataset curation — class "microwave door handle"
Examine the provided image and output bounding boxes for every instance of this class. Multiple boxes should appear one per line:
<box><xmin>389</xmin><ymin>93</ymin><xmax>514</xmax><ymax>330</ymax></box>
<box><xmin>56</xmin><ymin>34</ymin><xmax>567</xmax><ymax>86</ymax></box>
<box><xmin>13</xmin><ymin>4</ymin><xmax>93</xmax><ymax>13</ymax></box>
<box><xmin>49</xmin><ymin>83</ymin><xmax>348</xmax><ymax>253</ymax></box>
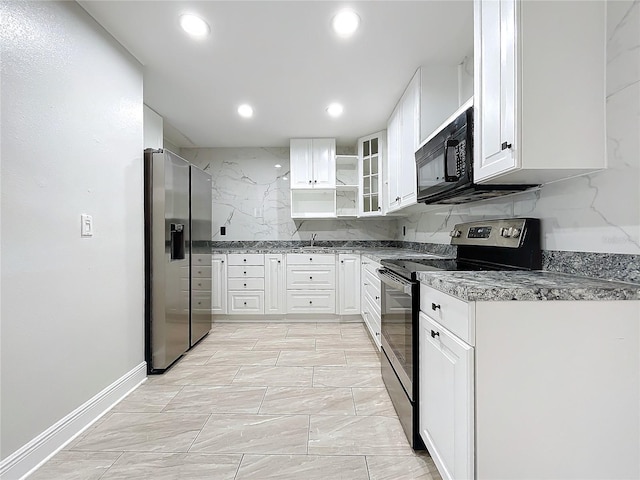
<box><xmin>444</xmin><ymin>138</ymin><xmax>460</xmax><ymax>182</ymax></box>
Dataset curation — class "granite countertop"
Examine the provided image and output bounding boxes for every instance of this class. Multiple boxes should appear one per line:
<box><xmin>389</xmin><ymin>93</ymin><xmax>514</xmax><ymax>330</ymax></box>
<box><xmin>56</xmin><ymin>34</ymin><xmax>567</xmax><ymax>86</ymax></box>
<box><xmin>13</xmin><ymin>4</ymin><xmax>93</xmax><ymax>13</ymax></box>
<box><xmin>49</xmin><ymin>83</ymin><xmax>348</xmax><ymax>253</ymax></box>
<box><xmin>417</xmin><ymin>270</ymin><xmax>640</xmax><ymax>301</ymax></box>
<box><xmin>212</xmin><ymin>247</ymin><xmax>450</xmax><ymax>263</ymax></box>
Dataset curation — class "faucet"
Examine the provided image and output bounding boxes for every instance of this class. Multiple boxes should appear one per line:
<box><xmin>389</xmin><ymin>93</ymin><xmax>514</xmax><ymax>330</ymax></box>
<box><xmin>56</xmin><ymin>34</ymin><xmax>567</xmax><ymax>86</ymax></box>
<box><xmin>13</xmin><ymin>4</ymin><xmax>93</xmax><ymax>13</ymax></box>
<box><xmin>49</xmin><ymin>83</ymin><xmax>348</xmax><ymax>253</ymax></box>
<box><xmin>310</xmin><ymin>233</ymin><xmax>317</xmax><ymax>247</ymax></box>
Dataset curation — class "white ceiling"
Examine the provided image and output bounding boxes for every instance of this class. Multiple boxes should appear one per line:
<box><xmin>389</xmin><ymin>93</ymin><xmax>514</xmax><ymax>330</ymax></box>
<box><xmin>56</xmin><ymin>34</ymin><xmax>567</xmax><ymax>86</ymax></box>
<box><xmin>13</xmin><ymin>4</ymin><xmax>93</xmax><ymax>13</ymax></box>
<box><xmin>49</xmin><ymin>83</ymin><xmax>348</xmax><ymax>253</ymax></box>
<box><xmin>79</xmin><ymin>1</ymin><xmax>473</xmax><ymax>148</ymax></box>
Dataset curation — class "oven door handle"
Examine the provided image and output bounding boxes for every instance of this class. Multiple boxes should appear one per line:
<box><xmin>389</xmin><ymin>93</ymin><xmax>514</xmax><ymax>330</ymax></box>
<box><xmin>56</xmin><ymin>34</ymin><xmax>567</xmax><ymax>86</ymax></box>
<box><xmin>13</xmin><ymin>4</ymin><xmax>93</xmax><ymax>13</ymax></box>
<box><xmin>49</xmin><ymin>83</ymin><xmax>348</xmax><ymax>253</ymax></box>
<box><xmin>377</xmin><ymin>268</ymin><xmax>413</xmax><ymax>295</ymax></box>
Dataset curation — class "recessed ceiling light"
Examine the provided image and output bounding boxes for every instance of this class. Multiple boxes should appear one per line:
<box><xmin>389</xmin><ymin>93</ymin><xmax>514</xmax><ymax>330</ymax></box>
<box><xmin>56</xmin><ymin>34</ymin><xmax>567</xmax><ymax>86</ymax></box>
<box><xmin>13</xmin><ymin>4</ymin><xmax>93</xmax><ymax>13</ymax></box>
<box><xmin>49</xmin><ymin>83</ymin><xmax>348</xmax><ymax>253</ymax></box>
<box><xmin>238</xmin><ymin>104</ymin><xmax>254</xmax><ymax>118</ymax></box>
<box><xmin>274</xmin><ymin>164</ymin><xmax>282</xmax><ymax>168</ymax></box>
<box><xmin>179</xmin><ymin>14</ymin><xmax>210</xmax><ymax>37</ymax></box>
<box><xmin>332</xmin><ymin>9</ymin><xmax>360</xmax><ymax>37</ymax></box>
<box><xmin>326</xmin><ymin>103</ymin><xmax>344</xmax><ymax>118</ymax></box>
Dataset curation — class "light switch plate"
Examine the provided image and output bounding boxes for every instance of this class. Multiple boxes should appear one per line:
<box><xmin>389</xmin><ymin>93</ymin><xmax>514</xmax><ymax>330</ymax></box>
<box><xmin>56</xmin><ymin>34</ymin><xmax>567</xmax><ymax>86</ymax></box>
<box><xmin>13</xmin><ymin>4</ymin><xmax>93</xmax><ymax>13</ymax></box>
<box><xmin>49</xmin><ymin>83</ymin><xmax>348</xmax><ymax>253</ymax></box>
<box><xmin>81</xmin><ymin>214</ymin><xmax>93</xmax><ymax>237</ymax></box>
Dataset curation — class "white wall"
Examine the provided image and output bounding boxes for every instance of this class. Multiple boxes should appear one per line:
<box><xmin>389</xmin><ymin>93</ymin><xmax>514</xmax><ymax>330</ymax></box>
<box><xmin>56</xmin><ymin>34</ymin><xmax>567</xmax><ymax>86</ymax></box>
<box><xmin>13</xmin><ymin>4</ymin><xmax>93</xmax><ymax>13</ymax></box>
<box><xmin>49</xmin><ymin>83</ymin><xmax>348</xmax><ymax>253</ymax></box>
<box><xmin>143</xmin><ymin>104</ymin><xmax>164</xmax><ymax>150</ymax></box>
<box><xmin>401</xmin><ymin>0</ymin><xmax>640</xmax><ymax>255</ymax></box>
<box><xmin>0</xmin><ymin>1</ymin><xmax>144</xmax><ymax>461</ymax></box>
<box><xmin>180</xmin><ymin>147</ymin><xmax>398</xmax><ymax>242</ymax></box>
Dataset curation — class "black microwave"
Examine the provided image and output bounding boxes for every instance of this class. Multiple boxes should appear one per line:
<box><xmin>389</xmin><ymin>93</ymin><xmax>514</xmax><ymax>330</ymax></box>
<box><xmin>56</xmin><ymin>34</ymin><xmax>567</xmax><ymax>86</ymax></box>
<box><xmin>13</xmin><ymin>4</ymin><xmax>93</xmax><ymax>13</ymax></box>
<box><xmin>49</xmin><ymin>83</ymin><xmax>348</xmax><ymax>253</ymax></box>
<box><xmin>415</xmin><ymin>102</ymin><xmax>535</xmax><ymax>205</ymax></box>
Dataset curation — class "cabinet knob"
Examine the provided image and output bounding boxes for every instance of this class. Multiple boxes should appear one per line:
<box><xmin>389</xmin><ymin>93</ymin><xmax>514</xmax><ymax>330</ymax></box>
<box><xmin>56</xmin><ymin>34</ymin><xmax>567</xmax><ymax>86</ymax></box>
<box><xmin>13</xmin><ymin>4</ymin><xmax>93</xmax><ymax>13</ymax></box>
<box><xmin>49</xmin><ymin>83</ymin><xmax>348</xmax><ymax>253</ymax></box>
<box><xmin>277</xmin><ymin>260</ymin><xmax>281</xmax><ymax>263</ymax></box>
<box><xmin>244</xmin><ymin>283</ymin><xmax>247</xmax><ymax>287</ymax></box>
<box><xmin>431</xmin><ymin>303</ymin><xmax>441</xmax><ymax>311</ymax></box>
<box><xmin>314</xmin><ymin>180</ymin><xmax>317</xmax><ymax>183</ymax></box>
<box><xmin>309</xmin><ymin>276</ymin><xmax>313</xmax><ymax>280</ymax></box>
<box><xmin>430</xmin><ymin>330</ymin><xmax>440</xmax><ymax>339</ymax></box>
<box><xmin>340</xmin><ymin>260</ymin><xmax>344</xmax><ymax>263</ymax></box>
<box><xmin>376</xmin><ymin>332</ymin><xmax>380</xmax><ymax>336</ymax></box>
<box><xmin>375</xmin><ymin>296</ymin><xmax>380</xmax><ymax>300</ymax></box>
<box><xmin>243</xmin><ymin>259</ymin><xmax>247</xmax><ymax>262</ymax></box>
<box><xmin>244</xmin><ymin>271</ymin><xmax>247</xmax><ymax>275</ymax></box>
<box><xmin>244</xmin><ymin>302</ymin><xmax>247</xmax><ymax>305</ymax></box>
<box><xmin>221</xmin><ymin>260</ymin><xmax>224</xmax><ymax>263</ymax></box>
<box><xmin>364</xmin><ymin>282</ymin><xmax>368</xmax><ymax>286</ymax></box>
<box><xmin>309</xmin><ymin>258</ymin><xmax>313</xmax><ymax>261</ymax></box>
<box><xmin>378</xmin><ymin>207</ymin><xmax>381</xmax><ymax>211</ymax></box>
<box><xmin>501</xmin><ymin>142</ymin><xmax>512</xmax><ymax>150</ymax></box>
<box><xmin>309</xmin><ymin>180</ymin><xmax>312</xmax><ymax>184</ymax></box>
<box><xmin>197</xmin><ymin>302</ymin><xmax>201</xmax><ymax>305</ymax></box>
<box><xmin>309</xmin><ymin>301</ymin><xmax>313</xmax><ymax>304</ymax></box>
<box><xmin>197</xmin><ymin>283</ymin><xmax>202</xmax><ymax>287</ymax></box>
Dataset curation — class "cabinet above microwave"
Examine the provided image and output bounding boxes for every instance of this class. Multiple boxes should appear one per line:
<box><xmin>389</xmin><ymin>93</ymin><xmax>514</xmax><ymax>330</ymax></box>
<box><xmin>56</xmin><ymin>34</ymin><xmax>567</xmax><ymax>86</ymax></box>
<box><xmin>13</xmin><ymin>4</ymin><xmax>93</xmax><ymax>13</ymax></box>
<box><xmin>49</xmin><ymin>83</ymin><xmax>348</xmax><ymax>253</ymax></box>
<box><xmin>474</xmin><ymin>0</ymin><xmax>607</xmax><ymax>185</ymax></box>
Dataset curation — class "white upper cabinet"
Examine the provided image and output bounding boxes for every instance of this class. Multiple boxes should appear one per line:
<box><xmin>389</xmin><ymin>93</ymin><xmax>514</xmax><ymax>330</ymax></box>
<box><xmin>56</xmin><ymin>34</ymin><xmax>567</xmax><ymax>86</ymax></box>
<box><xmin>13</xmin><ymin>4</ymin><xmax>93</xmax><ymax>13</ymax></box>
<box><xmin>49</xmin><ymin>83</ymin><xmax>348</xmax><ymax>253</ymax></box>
<box><xmin>386</xmin><ymin>69</ymin><xmax>420</xmax><ymax>213</ymax></box>
<box><xmin>358</xmin><ymin>131</ymin><xmax>385</xmax><ymax>216</ymax></box>
<box><xmin>290</xmin><ymin>138</ymin><xmax>336</xmax><ymax>189</ymax></box>
<box><xmin>474</xmin><ymin>0</ymin><xmax>606</xmax><ymax>185</ymax></box>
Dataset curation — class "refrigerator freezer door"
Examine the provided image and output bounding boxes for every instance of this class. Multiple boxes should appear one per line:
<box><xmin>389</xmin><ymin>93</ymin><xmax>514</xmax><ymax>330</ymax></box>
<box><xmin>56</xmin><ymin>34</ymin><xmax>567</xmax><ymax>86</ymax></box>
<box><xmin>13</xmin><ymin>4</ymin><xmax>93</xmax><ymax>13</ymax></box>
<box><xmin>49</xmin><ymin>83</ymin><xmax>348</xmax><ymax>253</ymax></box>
<box><xmin>189</xmin><ymin>165</ymin><xmax>212</xmax><ymax>346</ymax></box>
<box><xmin>145</xmin><ymin>149</ymin><xmax>191</xmax><ymax>373</ymax></box>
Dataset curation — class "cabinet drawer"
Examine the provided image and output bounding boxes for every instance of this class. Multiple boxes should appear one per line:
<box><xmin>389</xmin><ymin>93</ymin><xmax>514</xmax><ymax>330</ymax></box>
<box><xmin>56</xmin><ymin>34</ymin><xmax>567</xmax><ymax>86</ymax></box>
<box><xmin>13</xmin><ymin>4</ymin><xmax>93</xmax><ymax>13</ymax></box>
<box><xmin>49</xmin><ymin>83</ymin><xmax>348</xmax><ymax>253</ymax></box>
<box><xmin>192</xmin><ymin>291</ymin><xmax>211</xmax><ymax>312</ymax></box>
<box><xmin>192</xmin><ymin>266</ymin><xmax>211</xmax><ymax>278</ymax></box>
<box><xmin>182</xmin><ymin>278</ymin><xmax>212</xmax><ymax>291</ymax></box>
<box><xmin>286</xmin><ymin>253</ymin><xmax>335</xmax><ymax>265</ymax></box>
<box><xmin>286</xmin><ymin>266</ymin><xmax>336</xmax><ymax>289</ymax></box>
<box><xmin>227</xmin><ymin>254</ymin><xmax>265</xmax><ymax>266</ymax></box>
<box><xmin>362</xmin><ymin>295</ymin><xmax>381</xmax><ymax>347</ymax></box>
<box><xmin>228</xmin><ymin>291</ymin><xmax>264</xmax><ymax>314</ymax></box>
<box><xmin>286</xmin><ymin>290</ymin><xmax>335</xmax><ymax>314</ymax></box>
<box><xmin>228</xmin><ymin>265</ymin><xmax>265</xmax><ymax>278</ymax></box>
<box><xmin>228</xmin><ymin>277</ymin><xmax>265</xmax><ymax>291</ymax></box>
<box><xmin>420</xmin><ymin>284</ymin><xmax>473</xmax><ymax>344</ymax></box>
<box><xmin>192</xmin><ymin>254</ymin><xmax>211</xmax><ymax>265</ymax></box>
<box><xmin>363</xmin><ymin>268</ymin><xmax>381</xmax><ymax>311</ymax></box>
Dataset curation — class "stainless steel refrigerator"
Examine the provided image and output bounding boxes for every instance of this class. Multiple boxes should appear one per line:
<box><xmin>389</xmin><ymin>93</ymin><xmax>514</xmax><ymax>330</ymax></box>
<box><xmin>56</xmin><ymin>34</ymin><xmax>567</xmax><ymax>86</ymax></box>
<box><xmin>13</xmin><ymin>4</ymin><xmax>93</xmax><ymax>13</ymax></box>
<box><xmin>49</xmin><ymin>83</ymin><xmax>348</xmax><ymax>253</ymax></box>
<box><xmin>144</xmin><ymin>149</ymin><xmax>212</xmax><ymax>374</ymax></box>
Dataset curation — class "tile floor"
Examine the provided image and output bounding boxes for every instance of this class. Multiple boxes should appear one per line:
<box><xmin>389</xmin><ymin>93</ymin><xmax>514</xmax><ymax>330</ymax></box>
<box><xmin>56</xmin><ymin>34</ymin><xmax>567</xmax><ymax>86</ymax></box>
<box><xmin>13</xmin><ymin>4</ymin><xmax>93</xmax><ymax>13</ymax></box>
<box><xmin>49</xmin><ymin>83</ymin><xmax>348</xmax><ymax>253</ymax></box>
<box><xmin>31</xmin><ymin>322</ymin><xmax>441</xmax><ymax>480</ymax></box>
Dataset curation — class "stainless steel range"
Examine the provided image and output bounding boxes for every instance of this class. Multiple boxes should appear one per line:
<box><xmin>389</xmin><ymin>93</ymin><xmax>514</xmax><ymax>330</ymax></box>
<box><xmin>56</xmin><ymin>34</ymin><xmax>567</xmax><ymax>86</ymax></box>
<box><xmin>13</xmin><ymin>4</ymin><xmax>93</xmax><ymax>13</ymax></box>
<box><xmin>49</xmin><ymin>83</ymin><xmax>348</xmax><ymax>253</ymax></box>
<box><xmin>377</xmin><ymin>218</ymin><xmax>541</xmax><ymax>449</ymax></box>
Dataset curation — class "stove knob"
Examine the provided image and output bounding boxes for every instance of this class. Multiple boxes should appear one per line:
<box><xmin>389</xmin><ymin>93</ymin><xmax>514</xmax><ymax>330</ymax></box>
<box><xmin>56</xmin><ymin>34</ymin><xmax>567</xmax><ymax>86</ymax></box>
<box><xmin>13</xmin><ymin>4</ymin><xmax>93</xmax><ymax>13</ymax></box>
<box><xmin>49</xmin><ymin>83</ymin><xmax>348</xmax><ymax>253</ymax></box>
<box><xmin>500</xmin><ymin>227</ymin><xmax>511</xmax><ymax>238</ymax></box>
<box><xmin>449</xmin><ymin>229</ymin><xmax>462</xmax><ymax>238</ymax></box>
<box><xmin>511</xmin><ymin>228</ymin><xmax>521</xmax><ymax>238</ymax></box>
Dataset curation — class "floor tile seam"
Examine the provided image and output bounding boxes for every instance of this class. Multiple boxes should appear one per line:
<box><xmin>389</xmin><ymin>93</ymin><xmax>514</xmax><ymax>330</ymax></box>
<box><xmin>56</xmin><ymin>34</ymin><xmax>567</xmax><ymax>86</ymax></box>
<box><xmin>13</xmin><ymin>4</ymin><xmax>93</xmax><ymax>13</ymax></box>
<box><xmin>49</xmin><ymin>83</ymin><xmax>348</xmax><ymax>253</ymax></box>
<box><xmin>349</xmin><ymin>387</ymin><xmax>359</xmax><ymax>416</ymax></box>
<box><xmin>364</xmin><ymin>454</ymin><xmax>373</xmax><ymax>480</ymax></box>
<box><xmin>232</xmin><ymin>453</ymin><xmax>244</xmax><ymax>480</ymax></box>
<box><xmin>94</xmin><ymin>450</ymin><xmax>125</xmax><ymax>480</ymax></box>
<box><xmin>158</xmin><ymin>385</ymin><xmax>187</xmax><ymax>413</ymax></box>
<box><xmin>256</xmin><ymin>382</ymin><xmax>271</xmax><ymax>414</ymax></box>
<box><xmin>306</xmin><ymin>414</ymin><xmax>311</xmax><ymax>455</ymax></box>
<box><xmin>186</xmin><ymin>413</ymin><xmax>213</xmax><ymax>453</ymax></box>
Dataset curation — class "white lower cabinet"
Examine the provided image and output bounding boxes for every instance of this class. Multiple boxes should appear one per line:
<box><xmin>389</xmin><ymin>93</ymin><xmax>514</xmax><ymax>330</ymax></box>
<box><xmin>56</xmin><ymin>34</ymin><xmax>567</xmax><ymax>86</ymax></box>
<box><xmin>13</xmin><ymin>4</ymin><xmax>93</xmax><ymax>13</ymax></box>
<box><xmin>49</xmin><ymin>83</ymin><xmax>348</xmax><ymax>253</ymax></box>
<box><xmin>338</xmin><ymin>254</ymin><xmax>361</xmax><ymax>315</ymax></box>
<box><xmin>419</xmin><ymin>283</ymin><xmax>640</xmax><ymax>480</ymax></box>
<box><xmin>264</xmin><ymin>254</ymin><xmax>285</xmax><ymax>314</ymax></box>
<box><xmin>419</xmin><ymin>312</ymin><xmax>474</xmax><ymax>480</ymax></box>
<box><xmin>227</xmin><ymin>254</ymin><xmax>265</xmax><ymax>314</ymax></box>
<box><xmin>286</xmin><ymin>254</ymin><xmax>336</xmax><ymax>314</ymax></box>
<box><xmin>361</xmin><ymin>258</ymin><xmax>381</xmax><ymax>348</ymax></box>
<box><xmin>211</xmin><ymin>254</ymin><xmax>227</xmax><ymax>314</ymax></box>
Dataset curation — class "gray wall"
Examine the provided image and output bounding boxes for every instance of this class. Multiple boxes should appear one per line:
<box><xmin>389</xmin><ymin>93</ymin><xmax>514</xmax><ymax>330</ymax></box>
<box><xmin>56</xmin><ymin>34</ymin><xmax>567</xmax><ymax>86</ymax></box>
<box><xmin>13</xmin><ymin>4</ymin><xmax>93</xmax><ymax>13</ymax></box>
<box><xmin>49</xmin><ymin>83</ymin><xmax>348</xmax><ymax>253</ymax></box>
<box><xmin>0</xmin><ymin>1</ymin><xmax>144</xmax><ymax>459</ymax></box>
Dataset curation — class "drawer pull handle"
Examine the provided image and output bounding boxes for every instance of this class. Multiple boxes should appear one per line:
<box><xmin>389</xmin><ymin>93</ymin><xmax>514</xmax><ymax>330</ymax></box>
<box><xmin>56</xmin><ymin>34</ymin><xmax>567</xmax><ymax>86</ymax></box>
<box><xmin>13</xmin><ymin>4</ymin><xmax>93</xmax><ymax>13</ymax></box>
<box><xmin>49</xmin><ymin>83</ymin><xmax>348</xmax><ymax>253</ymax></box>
<box><xmin>309</xmin><ymin>258</ymin><xmax>313</xmax><ymax>261</ymax></box>
<box><xmin>340</xmin><ymin>260</ymin><xmax>344</xmax><ymax>263</ymax></box>
<box><xmin>309</xmin><ymin>276</ymin><xmax>313</xmax><ymax>280</ymax></box>
<box><xmin>375</xmin><ymin>296</ymin><xmax>380</xmax><ymax>300</ymax></box>
<box><xmin>501</xmin><ymin>141</ymin><xmax>512</xmax><ymax>150</ymax></box>
<box><xmin>277</xmin><ymin>260</ymin><xmax>281</xmax><ymax>263</ymax></box>
<box><xmin>309</xmin><ymin>301</ymin><xmax>313</xmax><ymax>304</ymax></box>
<box><xmin>430</xmin><ymin>330</ymin><xmax>440</xmax><ymax>338</ymax></box>
<box><xmin>244</xmin><ymin>302</ymin><xmax>247</xmax><ymax>305</ymax></box>
<box><xmin>431</xmin><ymin>303</ymin><xmax>441</xmax><ymax>311</ymax></box>
<box><xmin>244</xmin><ymin>283</ymin><xmax>247</xmax><ymax>287</ymax></box>
<box><xmin>243</xmin><ymin>259</ymin><xmax>247</xmax><ymax>262</ymax></box>
<box><xmin>244</xmin><ymin>271</ymin><xmax>247</xmax><ymax>275</ymax></box>
<box><xmin>221</xmin><ymin>260</ymin><xmax>224</xmax><ymax>263</ymax></box>
<box><xmin>376</xmin><ymin>332</ymin><xmax>380</xmax><ymax>336</ymax></box>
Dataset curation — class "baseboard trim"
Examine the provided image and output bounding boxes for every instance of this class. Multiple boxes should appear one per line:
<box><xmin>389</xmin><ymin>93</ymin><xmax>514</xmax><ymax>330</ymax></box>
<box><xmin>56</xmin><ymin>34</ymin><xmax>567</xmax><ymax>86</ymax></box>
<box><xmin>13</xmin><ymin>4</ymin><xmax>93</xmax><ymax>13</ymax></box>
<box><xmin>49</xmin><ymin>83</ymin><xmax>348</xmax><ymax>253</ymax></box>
<box><xmin>212</xmin><ymin>314</ymin><xmax>363</xmax><ymax>323</ymax></box>
<box><xmin>0</xmin><ymin>362</ymin><xmax>146</xmax><ymax>480</ymax></box>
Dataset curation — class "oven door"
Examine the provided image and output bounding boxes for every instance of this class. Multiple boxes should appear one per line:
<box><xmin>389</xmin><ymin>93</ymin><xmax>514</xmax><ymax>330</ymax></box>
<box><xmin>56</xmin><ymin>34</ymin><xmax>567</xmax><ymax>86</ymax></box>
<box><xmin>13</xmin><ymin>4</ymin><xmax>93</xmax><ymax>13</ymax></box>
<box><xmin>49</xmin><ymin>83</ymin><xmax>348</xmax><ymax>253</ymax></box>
<box><xmin>377</xmin><ymin>268</ymin><xmax>416</xmax><ymax>401</ymax></box>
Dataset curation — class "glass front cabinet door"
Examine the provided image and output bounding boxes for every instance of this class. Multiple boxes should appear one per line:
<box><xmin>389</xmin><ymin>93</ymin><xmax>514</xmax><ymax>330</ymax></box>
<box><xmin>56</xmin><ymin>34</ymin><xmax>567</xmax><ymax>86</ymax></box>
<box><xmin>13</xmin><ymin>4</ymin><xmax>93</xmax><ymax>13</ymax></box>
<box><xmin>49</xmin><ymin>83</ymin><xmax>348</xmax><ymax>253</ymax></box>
<box><xmin>358</xmin><ymin>131</ymin><xmax>385</xmax><ymax>217</ymax></box>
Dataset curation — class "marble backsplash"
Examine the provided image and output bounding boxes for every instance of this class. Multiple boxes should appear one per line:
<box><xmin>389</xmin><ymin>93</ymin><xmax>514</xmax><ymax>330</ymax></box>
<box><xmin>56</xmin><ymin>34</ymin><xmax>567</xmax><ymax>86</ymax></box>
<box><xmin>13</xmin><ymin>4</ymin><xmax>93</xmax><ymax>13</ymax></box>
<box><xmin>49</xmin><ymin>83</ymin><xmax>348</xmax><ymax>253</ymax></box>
<box><xmin>399</xmin><ymin>0</ymin><xmax>640</xmax><ymax>256</ymax></box>
<box><xmin>180</xmin><ymin>147</ymin><xmax>399</xmax><ymax>242</ymax></box>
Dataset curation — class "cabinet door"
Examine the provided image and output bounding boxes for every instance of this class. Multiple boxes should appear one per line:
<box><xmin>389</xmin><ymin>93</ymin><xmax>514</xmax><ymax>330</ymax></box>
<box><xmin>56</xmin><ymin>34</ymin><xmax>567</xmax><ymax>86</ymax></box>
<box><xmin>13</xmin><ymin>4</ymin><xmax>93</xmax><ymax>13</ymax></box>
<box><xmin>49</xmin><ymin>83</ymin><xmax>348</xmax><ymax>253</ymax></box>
<box><xmin>264</xmin><ymin>254</ymin><xmax>285</xmax><ymax>314</ymax></box>
<box><xmin>475</xmin><ymin>0</ymin><xmax>517</xmax><ymax>182</ymax></box>
<box><xmin>398</xmin><ymin>70</ymin><xmax>420</xmax><ymax>208</ymax></box>
<box><xmin>311</xmin><ymin>138</ymin><xmax>336</xmax><ymax>188</ymax></box>
<box><xmin>338</xmin><ymin>254</ymin><xmax>361</xmax><ymax>314</ymax></box>
<box><xmin>358</xmin><ymin>132</ymin><xmax>385</xmax><ymax>216</ymax></box>
<box><xmin>211</xmin><ymin>254</ymin><xmax>227</xmax><ymax>314</ymax></box>
<box><xmin>419</xmin><ymin>312</ymin><xmax>474</xmax><ymax>480</ymax></box>
<box><xmin>386</xmin><ymin>107</ymin><xmax>401</xmax><ymax>212</ymax></box>
<box><xmin>290</xmin><ymin>139</ymin><xmax>314</xmax><ymax>188</ymax></box>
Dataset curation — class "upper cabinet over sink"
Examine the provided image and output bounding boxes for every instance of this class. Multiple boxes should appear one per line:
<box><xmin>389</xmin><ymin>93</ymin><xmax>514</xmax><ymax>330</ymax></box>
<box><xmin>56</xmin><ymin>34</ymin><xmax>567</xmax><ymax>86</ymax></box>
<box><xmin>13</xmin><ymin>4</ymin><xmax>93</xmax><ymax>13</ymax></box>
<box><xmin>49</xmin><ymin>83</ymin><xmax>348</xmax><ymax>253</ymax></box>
<box><xmin>474</xmin><ymin>0</ymin><xmax>606</xmax><ymax>185</ymax></box>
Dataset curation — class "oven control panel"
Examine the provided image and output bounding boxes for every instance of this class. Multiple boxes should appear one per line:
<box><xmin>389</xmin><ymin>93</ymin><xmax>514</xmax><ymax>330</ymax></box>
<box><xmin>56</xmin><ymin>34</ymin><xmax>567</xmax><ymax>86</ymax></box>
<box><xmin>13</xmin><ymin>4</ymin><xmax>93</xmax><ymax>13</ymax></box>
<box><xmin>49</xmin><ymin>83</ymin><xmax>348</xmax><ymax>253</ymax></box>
<box><xmin>449</xmin><ymin>218</ymin><xmax>533</xmax><ymax>248</ymax></box>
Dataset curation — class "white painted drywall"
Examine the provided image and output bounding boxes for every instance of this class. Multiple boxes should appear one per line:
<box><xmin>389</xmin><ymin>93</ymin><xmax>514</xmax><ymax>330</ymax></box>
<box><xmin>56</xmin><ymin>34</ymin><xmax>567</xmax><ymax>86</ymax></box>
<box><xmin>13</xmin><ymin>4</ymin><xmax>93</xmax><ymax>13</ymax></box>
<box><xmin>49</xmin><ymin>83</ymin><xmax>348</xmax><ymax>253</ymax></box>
<box><xmin>143</xmin><ymin>104</ymin><xmax>164</xmax><ymax>150</ymax></box>
<box><xmin>0</xmin><ymin>1</ymin><xmax>144</xmax><ymax>460</ymax></box>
